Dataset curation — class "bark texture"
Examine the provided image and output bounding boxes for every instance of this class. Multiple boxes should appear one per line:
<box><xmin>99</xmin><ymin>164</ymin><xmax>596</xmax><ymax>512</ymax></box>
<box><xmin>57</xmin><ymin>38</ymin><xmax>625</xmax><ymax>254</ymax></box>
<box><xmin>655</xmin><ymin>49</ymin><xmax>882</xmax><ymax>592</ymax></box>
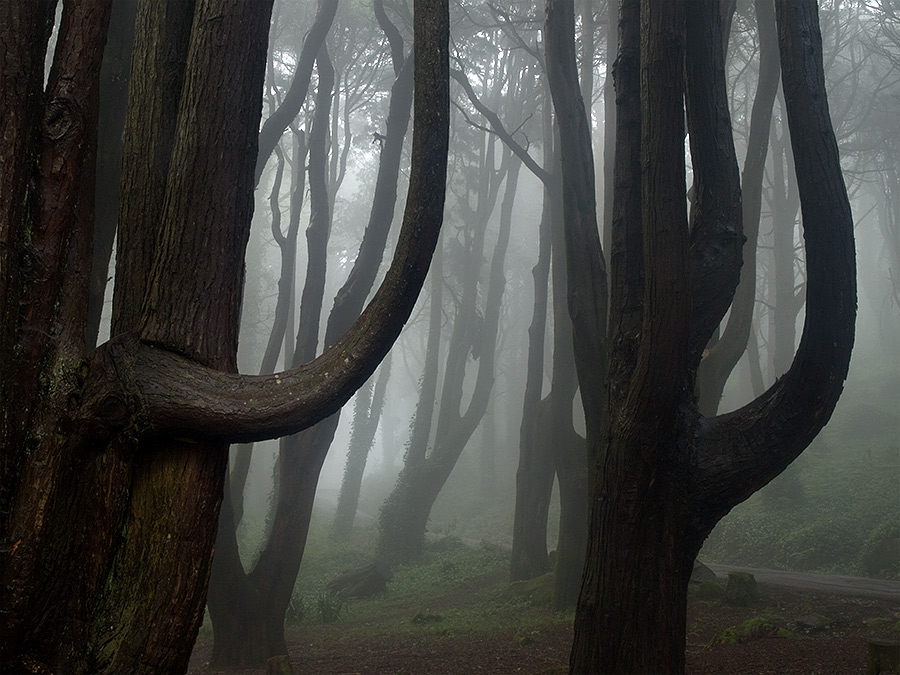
<box><xmin>568</xmin><ymin>0</ymin><xmax>856</xmax><ymax>672</ymax></box>
<box><xmin>1</xmin><ymin>0</ymin><xmax>449</xmax><ymax>670</ymax></box>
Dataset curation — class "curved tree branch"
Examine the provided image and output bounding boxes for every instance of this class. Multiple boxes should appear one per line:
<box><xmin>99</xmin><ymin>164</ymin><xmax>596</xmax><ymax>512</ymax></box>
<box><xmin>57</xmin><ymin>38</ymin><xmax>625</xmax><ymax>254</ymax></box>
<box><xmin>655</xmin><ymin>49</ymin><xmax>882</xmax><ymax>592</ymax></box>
<box><xmin>450</xmin><ymin>67</ymin><xmax>549</xmax><ymax>184</ymax></box>
<box><xmin>255</xmin><ymin>0</ymin><xmax>338</xmax><ymax>184</ymax></box>
<box><xmin>79</xmin><ymin>0</ymin><xmax>450</xmax><ymax>449</ymax></box>
<box><xmin>694</xmin><ymin>0</ymin><xmax>856</xmax><ymax>522</ymax></box>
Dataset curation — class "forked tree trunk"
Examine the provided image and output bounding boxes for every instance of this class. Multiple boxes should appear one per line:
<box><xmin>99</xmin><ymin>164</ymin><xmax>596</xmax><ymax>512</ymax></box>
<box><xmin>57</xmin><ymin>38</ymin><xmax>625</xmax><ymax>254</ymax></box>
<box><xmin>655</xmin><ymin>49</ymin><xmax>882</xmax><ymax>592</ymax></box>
<box><xmin>378</xmin><ymin>150</ymin><xmax>517</xmax><ymax>563</ymax></box>
<box><xmin>564</xmin><ymin>0</ymin><xmax>855</xmax><ymax>672</ymax></box>
<box><xmin>1</xmin><ymin>0</ymin><xmax>449</xmax><ymax>670</ymax></box>
<box><xmin>510</xmin><ymin>102</ymin><xmax>555</xmax><ymax>582</ymax></box>
<box><xmin>207</xmin><ymin>24</ymin><xmax>417</xmax><ymax>667</ymax></box>
<box><xmin>547</xmin><ymin>153</ymin><xmax>588</xmax><ymax>610</ymax></box>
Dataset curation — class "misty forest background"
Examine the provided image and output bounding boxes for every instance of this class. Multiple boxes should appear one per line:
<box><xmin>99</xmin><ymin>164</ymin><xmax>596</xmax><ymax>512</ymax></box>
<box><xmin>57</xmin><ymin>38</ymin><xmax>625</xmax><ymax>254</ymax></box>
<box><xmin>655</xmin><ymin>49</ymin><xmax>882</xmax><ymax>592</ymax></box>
<box><xmin>126</xmin><ymin>0</ymin><xmax>900</xmax><ymax>601</ymax></box>
<box><xmin>11</xmin><ymin>0</ymin><xmax>897</xmax><ymax>668</ymax></box>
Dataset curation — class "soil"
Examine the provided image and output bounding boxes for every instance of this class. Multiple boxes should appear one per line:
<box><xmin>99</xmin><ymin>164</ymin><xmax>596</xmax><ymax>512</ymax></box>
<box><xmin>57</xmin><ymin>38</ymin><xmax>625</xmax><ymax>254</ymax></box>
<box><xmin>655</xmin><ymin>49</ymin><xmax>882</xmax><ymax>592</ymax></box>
<box><xmin>188</xmin><ymin>575</ymin><xmax>899</xmax><ymax>674</ymax></box>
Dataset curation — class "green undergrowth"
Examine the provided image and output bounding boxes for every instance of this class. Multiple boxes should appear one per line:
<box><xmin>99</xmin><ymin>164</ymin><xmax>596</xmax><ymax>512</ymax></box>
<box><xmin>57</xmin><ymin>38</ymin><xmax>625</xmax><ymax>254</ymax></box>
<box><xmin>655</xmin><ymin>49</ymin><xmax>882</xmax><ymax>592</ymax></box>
<box><xmin>701</xmin><ymin>384</ymin><xmax>900</xmax><ymax>579</ymax></box>
<box><xmin>712</xmin><ymin>612</ymin><xmax>799</xmax><ymax>646</ymax></box>
<box><xmin>287</xmin><ymin>518</ymin><xmax>572</xmax><ymax>643</ymax></box>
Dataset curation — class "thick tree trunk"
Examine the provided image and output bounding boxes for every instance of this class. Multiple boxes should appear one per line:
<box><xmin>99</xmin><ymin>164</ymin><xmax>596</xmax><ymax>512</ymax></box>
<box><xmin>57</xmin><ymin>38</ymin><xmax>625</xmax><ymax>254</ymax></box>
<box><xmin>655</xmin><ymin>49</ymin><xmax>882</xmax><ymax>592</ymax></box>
<box><xmin>4</xmin><ymin>2</ymin><xmax>272</xmax><ymax>672</ymax></box>
<box><xmin>2</xmin><ymin>0</ymin><xmax>449</xmax><ymax>670</ymax></box>
<box><xmin>573</xmin><ymin>458</ymin><xmax>700</xmax><ymax>672</ymax></box>
<box><xmin>570</xmin><ymin>0</ymin><xmax>855</xmax><ymax>672</ymax></box>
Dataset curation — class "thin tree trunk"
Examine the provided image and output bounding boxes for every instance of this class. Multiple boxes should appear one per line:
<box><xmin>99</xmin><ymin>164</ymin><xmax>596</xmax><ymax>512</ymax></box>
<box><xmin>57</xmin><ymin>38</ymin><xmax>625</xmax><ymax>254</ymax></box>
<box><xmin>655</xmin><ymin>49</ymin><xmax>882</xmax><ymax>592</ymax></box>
<box><xmin>255</xmin><ymin>0</ymin><xmax>338</xmax><ymax>183</ymax></box>
<box><xmin>378</xmin><ymin>151</ymin><xmax>517</xmax><ymax>563</ymax></box>
<box><xmin>331</xmin><ymin>352</ymin><xmax>392</xmax><ymax>540</ymax></box>
<box><xmin>510</xmin><ymin>85</ymin><xmax>556</xmax><ymax>582</ymax></box>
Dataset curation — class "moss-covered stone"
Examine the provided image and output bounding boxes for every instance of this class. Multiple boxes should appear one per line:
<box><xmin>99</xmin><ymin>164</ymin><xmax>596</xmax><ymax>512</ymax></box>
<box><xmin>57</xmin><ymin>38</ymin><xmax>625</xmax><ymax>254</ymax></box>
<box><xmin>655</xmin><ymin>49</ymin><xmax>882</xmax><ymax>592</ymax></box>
<box><xmin>725</xmin><ymin>571</ymin><xmax>758</xmax><ymax>606</ymax></box>
<box><xmin>266</xmin><ymin>654</ymin><xmax>293</xmax><ymax>675</ymax></box>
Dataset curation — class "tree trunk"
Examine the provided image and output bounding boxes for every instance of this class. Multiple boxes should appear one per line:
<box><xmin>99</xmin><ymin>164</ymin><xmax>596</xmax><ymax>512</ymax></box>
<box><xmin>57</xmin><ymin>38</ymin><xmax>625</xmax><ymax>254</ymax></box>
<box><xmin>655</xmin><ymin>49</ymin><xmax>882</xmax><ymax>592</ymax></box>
<box><xmin>510</xmin><ymin>89</ymin><xmax>556</xmax><ymax>582</ymax></box>
<box><xmin>378</xmin><ymin>148</ymin><xmax>516</xmax><ymax>564</ymax></box>
<box><xmin>569</xmin><ymin>0</ymin><xmax>856</xmax><ymax>671</ymax></box>
<box><xmin>548</xmin><ymin>136</ymin><xmax>588</xmax><ymax>610</ymax></box>
<box><xmin>544</xmin><ymin>0</ymin><xmax>607</xmax><ymax>613</ymax></box>
<box><xmin>2</xmin><ymin>0</ymin><xmax>449</xmax><ymax>669</ymax></box>
<box><xmin>769</xmin><ymin>119</ymin><xmax>803</xmax><ymax>379</ymax></box>
<box><xmin>331</xmin><ymin>353</ymin><xmax>392</xmax><ymax>540</ymax></box>
<box><xmin>255</xmin><ymin>0</ymin><xmax>338</xmax><ymax>183</ymax></box>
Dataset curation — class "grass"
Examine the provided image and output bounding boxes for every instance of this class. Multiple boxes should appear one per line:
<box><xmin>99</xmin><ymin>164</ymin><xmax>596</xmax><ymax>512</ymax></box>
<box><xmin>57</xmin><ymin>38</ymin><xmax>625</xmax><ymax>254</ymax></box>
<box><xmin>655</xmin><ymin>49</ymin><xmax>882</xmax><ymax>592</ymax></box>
<box><xmin>286</xmin><ymin>520</ymin><xmax>572</xmax><ymax>644</ymax></box>
<box><xmin>700</xmin><ymin>385</ymin><xmax>900</xmax><ymax>579</ymax></box>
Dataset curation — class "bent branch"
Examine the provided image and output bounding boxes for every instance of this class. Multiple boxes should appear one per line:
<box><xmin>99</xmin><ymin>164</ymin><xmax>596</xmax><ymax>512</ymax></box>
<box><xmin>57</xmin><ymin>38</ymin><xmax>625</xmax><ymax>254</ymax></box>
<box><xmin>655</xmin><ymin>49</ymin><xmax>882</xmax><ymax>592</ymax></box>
<box><xmin>694</xmin><ymin>0</ymin><xmax>856</xmax><ymax>521</ymax></box>
<box><xmin>80</xmin><ymin>0</ymin><xmax>450</xmax><ymax>448</ymax></box>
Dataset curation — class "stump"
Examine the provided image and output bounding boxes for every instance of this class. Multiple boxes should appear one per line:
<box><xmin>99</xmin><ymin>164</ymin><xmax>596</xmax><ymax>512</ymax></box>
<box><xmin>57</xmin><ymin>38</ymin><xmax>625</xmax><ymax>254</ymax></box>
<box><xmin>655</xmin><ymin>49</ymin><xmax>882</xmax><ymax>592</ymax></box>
<box><xmin>867</xmin><ymin>639</ymin><xmax>900</xmax><ymax>674</ymax></box>
<box><xmin>326</xmin><ymin>561</ymin><xmax>393</xmax><ymax>599</ymax></box>
<box><xmin>724</xmin><ymin>571</ymin><xmax>758</xmax><ymax>606</ymax></box>
<box><xmin>266</xmin><ymin>654</ymin><xmax>293</xmax><ymax>675</ymax></box>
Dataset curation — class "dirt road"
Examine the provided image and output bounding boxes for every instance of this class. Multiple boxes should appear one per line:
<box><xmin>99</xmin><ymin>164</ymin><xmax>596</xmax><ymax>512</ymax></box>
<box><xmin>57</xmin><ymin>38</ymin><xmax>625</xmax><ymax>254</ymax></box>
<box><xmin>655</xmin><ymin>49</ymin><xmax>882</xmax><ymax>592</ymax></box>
<box><xmin>706</xmin><ymin>562</ymin><xmax>900</xmax><ymax>600</ymax></box>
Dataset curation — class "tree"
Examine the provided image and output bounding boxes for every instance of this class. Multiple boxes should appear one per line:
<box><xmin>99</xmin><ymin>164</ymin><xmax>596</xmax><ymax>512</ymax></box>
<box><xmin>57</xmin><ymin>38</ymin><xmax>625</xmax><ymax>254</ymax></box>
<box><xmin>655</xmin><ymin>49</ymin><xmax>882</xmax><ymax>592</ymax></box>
<box><xmin>0</xmin><ymin>0</ymin><xmax>449</xmax><ymax>671</ymax></box>
<box><xmin>331</xmin><ymin>352</ymin><xmax>392</xmax><ymax>540</ymax></box>
<box><xmin>551</xmin><ymin>0</ymin><xmax>856</xmax><ymax>672</ymax></box>
<box><xmin>205</xmin><ymin>2</ymin><xmax>419</xmax><ymax>663</ymax></box>
<box><xmin>377</xmin><ymin>134</ymin><xmax>516</xmax><ymax>563</ymax></box>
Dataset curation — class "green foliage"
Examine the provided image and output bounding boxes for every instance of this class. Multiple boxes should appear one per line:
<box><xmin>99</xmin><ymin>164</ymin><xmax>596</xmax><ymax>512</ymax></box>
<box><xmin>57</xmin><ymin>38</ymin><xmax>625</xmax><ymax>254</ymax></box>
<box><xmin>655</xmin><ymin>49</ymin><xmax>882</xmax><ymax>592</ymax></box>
<box><xmin>315</xmin><ymin>591</ymin><xmax>348</xmax><ymax>623</ymax></box>
<box><xmin>689</xmin><ymin>580</ymin><xmax>725</xmax><ymax>600</ymax></box>
<box><xmin>286</xmin><ymin>514</ymin><xmax>570</xmax><ymax>644</ymax></box>
<box><xmin>712</xmin><ymin>613</ymin><xmax>796</xmax><ymax>645</ymax></box>
<box><xmin>502</xmin><ymin>572</ymin><xmax>555</xmax><ymax>607</ymax></box>
<box><xmin>701</xmin><ymin>400</ymin><xmax>900</xmax><ymax>579</ymax></box>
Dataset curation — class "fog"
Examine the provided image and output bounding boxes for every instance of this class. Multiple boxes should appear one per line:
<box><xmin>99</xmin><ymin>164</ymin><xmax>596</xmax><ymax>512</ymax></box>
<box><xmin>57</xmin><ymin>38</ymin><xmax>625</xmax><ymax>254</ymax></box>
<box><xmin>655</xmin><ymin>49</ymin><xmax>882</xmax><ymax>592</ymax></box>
<box><xmin>13</xmin><ymin>0</ymin><xmax>900</xmax><ymax>671</ymax></box>
<box><xmin>220</xmin><ymin>0</ymin><xmax>898</xmax><ymax>594</ymax></box>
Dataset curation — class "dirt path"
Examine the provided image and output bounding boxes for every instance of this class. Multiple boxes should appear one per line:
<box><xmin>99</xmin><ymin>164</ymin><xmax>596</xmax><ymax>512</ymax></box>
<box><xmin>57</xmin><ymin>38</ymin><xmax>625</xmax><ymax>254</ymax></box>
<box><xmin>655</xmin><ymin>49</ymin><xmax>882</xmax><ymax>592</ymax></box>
<box><xmin>706</xmin><ymin>562</ymin><xmax>900</xmax><ymax>599</ymax></box>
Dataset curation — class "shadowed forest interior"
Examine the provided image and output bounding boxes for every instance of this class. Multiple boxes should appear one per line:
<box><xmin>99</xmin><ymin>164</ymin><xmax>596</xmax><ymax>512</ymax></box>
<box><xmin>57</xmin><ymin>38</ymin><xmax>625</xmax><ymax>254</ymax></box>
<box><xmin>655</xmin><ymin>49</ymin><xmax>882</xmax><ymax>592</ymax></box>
<box><xmin>1</xmin><ymin>0</ymin><xmax>897</xmax><ymax>673</ymax></box>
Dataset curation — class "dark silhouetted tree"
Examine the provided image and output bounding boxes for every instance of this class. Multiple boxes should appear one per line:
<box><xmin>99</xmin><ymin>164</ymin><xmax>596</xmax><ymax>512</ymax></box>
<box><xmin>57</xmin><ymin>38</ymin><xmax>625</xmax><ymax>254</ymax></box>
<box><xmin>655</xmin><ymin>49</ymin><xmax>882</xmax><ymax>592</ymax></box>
<box><xmin>0</xmin><ymin>0</ymin><xmax>449</xmax><ymax>671</ymax></box>
<box><xmin>553</xmin><ymin>0</ymin><xmax>856</xmax><ymax>671</ymax></box>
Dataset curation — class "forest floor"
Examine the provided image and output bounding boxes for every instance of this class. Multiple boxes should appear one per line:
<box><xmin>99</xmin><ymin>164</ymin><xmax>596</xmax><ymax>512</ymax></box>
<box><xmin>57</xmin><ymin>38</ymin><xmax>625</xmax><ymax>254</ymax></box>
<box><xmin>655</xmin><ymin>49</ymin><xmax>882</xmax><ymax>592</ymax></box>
<box><xmin>189</xmin><ymin>565</ymin><xmax>899</xmax><ymax>674</ymax></box>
